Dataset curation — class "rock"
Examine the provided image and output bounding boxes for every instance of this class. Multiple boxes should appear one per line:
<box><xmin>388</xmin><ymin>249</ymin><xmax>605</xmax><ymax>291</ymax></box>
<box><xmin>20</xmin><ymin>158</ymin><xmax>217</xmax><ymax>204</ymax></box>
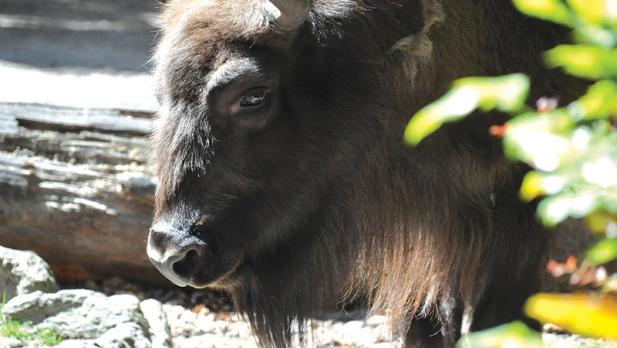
<box><xmin>2</xmin><ymin>289</ymin><xmax>155</xmax><ymax>347</ymax></box>
<box><xmin>543</xmin><ymin>332</ymin><xmax>617</xmax><ymax>348</ymax></box>
<box><xmin>3</xmin><ymin>290</ymin><xmax>93</xmax><ymax>324</ymax></box>
<box><xmin>94</xmin><ymin>323</ymin><xmax>151</xmax><ymax>348</ymax></box>
<box><xmin>140</xmin><ymin>299</ymin><xmax>172</xmax><ymax>348</ymax></box>
<box><xmin>0</xmin><ymin>245</ymin><xmax>58</xmax><ymax>300</ymax></box>
<box><xmin>55</xmin><ymin>340</ymin><xmax>98</xmax><ymax>348</ymax></box>
<box><xmin>0</xmin><ymin>337</ymin><xmax>24</xmax><ymax>348</ymax></box>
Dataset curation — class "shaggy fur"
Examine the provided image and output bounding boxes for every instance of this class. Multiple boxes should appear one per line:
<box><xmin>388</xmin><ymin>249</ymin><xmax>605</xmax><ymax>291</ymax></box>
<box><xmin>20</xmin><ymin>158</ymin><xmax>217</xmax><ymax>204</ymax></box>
<box><xmin>149</xmin><ymin>0</ymin><xmax>584</xmax><ymax>347</ymax></box>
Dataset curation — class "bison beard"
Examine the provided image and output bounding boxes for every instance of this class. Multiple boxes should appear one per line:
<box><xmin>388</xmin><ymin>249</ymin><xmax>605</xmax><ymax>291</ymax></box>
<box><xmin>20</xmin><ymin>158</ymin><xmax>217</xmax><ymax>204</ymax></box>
<box><xmin>147</xmin><ymin>0</ymin><xmax>584</xmax><ymax>347</ymax></box>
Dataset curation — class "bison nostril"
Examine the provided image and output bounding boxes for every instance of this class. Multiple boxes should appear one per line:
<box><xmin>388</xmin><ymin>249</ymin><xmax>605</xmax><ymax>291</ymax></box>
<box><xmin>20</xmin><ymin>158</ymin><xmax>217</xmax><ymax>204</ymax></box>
<box><xmin>172</xmin><ymin>249</ymin><xmax>199</xmax><ymax>279</ymax></box>
<box><xmin>149</xmin><ymin>229</ymin><xmax>168</xmax><ymax>251</ymax></box>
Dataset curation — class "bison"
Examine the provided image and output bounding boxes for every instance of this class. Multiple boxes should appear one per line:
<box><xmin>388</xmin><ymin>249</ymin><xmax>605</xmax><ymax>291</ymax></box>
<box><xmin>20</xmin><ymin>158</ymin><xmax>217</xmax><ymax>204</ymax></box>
<box><xmin>146</xmin><ymin>0</ymin><xmax>583</xmax><ymax>346</ymax></box>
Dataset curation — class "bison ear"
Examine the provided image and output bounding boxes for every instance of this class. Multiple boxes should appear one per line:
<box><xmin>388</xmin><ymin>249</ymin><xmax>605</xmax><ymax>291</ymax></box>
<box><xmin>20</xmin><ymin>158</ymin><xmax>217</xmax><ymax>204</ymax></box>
<box><xmin>265</xmin><ymin>0</ymin><xmax>310</xmax><ymax>32</ymax></box>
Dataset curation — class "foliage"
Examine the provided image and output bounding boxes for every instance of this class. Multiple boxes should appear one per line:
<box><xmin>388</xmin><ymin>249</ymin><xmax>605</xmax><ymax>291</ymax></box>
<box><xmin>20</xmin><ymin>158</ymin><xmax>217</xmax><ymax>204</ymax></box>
<box><xmin>35</xmin><ymin>328</ymin><xmax>64</xmax><ymax>346</ymax></box>
<box><xmin>404</xmin><ymin>74</ymin><xmax>530</xmax><ymax>145</ymax></box>
<box><xmin>525</xmin><ymin>293</ymin><xmax>617</xmax><ymax>340</ymax></box>
<box><xmin>0</xmin><ymin>319</ymin><xmax>63</xmax><ymax>346</ymax></box>
<box><xmin>456</xmin><ymin>321</ymin><xmax>542</xmax><ymax>348</ymax></box>
<box><xmin>0</xmin><ymin>318</ymin><xmax>34</xmax><ymax>342</ymax></box>
<box><xmin>405</xmin><ymin>0</ymin><xmax>617</xmax><ymax>345</ymax></box>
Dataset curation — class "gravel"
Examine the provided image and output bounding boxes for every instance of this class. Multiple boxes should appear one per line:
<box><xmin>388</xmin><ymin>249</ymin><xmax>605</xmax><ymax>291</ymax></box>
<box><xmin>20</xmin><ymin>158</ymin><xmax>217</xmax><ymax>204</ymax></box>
<box><xmin>162</xmin><ymin>303</ymin><xmax>392</xmax><ymax>348</ymax></box>
<box><xmin>58</xmin><ymin>277</ymin><xmax>394</xmax><ymax>348</ymax></box>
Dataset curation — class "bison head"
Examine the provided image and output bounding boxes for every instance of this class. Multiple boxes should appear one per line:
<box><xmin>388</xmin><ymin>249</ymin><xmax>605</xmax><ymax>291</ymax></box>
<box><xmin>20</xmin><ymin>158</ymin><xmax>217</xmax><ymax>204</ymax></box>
<box><xmin>146</xmin><ymin>0</ymin><xmax>425</xmax><ymax>290</ymax></box>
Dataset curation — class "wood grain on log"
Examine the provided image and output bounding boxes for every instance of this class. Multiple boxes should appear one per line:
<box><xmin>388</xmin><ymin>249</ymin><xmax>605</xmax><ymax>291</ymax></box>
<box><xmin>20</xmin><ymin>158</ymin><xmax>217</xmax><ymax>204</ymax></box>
<box><xmin>0</xmin><ymin>102</ymin><xmax>166</xmax><ymax>284</ymax></box>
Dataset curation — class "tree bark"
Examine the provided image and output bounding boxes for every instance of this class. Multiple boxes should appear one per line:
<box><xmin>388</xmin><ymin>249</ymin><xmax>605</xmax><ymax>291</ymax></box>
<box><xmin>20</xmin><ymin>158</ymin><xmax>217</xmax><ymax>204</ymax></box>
<box><xmin>0</xmin><ymin>102</ymin><xmax>166</xmax><ymax>284</ymax></box>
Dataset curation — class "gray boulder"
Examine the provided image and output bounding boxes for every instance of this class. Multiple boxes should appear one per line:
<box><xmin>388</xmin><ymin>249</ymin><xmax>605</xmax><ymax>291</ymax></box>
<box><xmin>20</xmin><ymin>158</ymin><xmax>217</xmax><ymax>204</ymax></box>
<box><xmin>140</xmin><ymin>299</ymin><xmax>172</xmax><ymax>348</ymax></box>
<box><xmin>2</xmin><ymin>290</ymin><xmax>166</xmax><ymax>347</ymax></box>
<box><xmin>0</xmin><ymin>337</ymin><xmax>23</xmax><ymax>348</ymax></box>
<box><xmin>0</xmin><ymin>245</ymin><xmax>58</xmax><ymax>300</ymax></box>
<box><xmin>95</xmin><ymin>323</ymin><xmax>151</xmax><ymax>348</ymax></box>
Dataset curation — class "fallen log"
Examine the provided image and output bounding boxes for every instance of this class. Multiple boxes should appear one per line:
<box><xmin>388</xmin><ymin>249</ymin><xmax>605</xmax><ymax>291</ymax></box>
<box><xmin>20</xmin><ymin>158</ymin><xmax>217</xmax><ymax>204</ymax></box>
<box><xmin>0</xmin><ymin>102</ymin><xmax>166</xmax><ymax>284</ymax></box>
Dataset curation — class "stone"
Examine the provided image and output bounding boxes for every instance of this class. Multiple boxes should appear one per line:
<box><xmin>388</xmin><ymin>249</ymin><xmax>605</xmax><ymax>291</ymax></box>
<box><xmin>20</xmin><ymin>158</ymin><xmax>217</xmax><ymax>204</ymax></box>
<box><xmin>0</xmin><ymin>245</ymin><xmax>58</xmax><ymax>300</ymax></box>
<box><xmin>0</xmin><ymin>337</ymin><xmax>24</xmax><ymax>348</ymax></box>
<box><xmin>94</xmin><ymin>323</ymin><xmax>151</xmax><ymax>348</ymax></box>
<box><xmin>2</xmin><ymin>290</ymin><xmax>153</xmax><ymax>346</ymax></box>
<box><xmin>139</xmin><ymin>299</ymin><xmax>172</xmax><ymax>348</ymax></box>
<box><xmin>55</xmin><ymin>339</ymin><xmax>98</xmax><ymax>348</ymax></box>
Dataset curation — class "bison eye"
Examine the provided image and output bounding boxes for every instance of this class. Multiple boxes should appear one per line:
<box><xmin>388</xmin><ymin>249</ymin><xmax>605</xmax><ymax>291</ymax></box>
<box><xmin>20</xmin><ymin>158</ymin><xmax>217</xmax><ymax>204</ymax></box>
<box><xmin>239</xmin><ymin>87</ymin><xmax>270</xmax><ymax>108</ymax></box>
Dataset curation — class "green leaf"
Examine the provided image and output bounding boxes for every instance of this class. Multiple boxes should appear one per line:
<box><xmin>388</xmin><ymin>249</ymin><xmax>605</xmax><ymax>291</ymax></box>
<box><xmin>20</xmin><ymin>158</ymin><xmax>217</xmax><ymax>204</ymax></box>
<box><xmin>503</xmin><ymin>110</ymin><xmax>574</xmax><ymax>171</ymax></box>
<box><xmin>568</xmin><ymin>0</ymin><xmax>617</xmax><ymax>25</ymax></box>
<box><xmin>520</xmin><ymin>172</ymin><xmax>547</xmax><ymax>201</ymax></box>
<box><xmin>455</xmin><ymin>74</ymin><xmax>531</xmax><ymax>111</ymax></box>
<box><xmin>537</xmin><ymin>191</ymin><xmax>599</xmax><ymax>226</ymax></box>
<box><xmin>585</xmin><ymin>211</ymin><xmax>617</xmax><ymax>233</ymax></box>
<box><xmin>456</xmin><ymin>321</ymin><xmax>541</xmax><ymax>348</ymax></box>
<box><xmin>572</xmin><ymin>80</ymin><xmax>617</xmax><ymax>120</ymax></box>
<box><xmin>546</xmin><ymin>45</ymin><xmax>617</xmax><ymax>80</ymax></box>
<box><xmin>586</xmin><ymin>238</ymin><xmax>617</xmax><ymax>265</ymax></box>
<box><xmin>519</xmin><ymin>171</ymin><xmax>566</xmax><ymax>201</ymax></box>
<box><xmin>573</xmin><ymin>25</ymin><xmax>617</xmax><ymax>48</ymax></box>
<box><xmin>513</xmin><ymin>0</ymin><xmax>574</xmax><ymax>26</ymax></box>
<box><xmin>404</xmin><ymin>86</ymin><xmax>480</xmax><ymax>145</ymax></box>
<box><xmin>405</xmin><ymin>74</ymin><xmax>529</xmax><ymax>145</ymax></box>
<box><xmin>525</xmin><ymin>293</ymin><xmax>617</xmax><ymax>340</ymax></box>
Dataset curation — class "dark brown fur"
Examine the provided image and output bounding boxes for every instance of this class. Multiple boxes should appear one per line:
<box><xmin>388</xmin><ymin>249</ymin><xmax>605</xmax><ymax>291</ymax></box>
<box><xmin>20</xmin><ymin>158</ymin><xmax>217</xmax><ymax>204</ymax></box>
<box><xmin>149</xmin><ymin>1</ymin><xmax>584</xmax><ymax>347</ymax></box>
